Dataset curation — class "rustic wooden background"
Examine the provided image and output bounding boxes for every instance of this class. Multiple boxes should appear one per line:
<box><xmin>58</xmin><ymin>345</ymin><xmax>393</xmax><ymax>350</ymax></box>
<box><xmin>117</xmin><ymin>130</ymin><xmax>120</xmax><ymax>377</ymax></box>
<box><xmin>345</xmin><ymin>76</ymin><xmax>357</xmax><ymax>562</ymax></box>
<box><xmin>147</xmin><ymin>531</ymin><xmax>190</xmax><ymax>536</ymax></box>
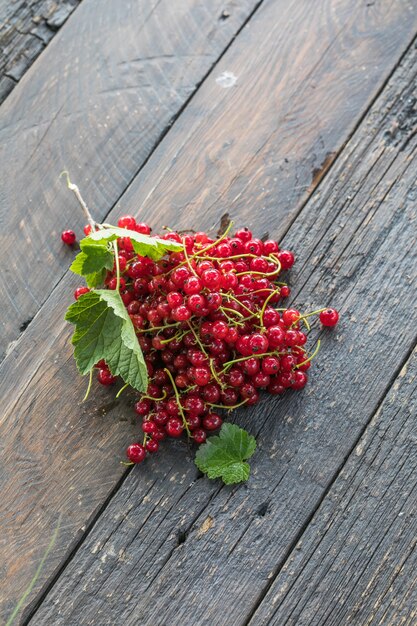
<box><xmin>0</xmin><ymin>0</ymin><xmax>416</xmax><ymax>624</ymax></box>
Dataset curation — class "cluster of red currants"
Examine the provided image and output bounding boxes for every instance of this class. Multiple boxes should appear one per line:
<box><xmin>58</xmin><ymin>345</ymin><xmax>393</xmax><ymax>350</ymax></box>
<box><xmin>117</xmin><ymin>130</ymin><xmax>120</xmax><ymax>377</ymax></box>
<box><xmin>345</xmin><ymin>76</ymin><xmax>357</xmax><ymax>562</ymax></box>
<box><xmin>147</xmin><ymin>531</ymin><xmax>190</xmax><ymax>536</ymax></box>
<box><xmin>65</xmin><ymin>216</ymin><xmax>339</xmax><ymax>465</ymax></box>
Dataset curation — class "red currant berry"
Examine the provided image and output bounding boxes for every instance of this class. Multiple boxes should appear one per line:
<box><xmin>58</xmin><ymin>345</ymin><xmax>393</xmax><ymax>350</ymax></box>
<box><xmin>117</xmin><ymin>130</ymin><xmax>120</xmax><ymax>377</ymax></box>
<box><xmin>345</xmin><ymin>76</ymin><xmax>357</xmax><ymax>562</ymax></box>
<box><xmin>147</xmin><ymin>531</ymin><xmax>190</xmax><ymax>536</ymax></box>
<box><xmin>126</xmin><ymin>443</ymin><xmax>146</xmax><ymax>463</ymax></box>
<box><xmin>284</xmin><ymin>329</ymin><xmax>300</xmax><ymax>347</ymax></box>
<box><xmin>278</xmin><ymin>250</ymin><xmax>295</xmax><ymax>270</ymax></box>
<box><xmin>249</xmin><ymin>333</ymin><xmax>269</xmax><ymax>354</ymax></box>
<box><xmin>262</xmin><ymin>307</ymin><xmax>280</xmax><ymax>327</ymax></box>
<box><xmin>135</xmin><ymin>222</ymin><xmax>151</xmax><ymax>235</ymax></box>
<box><xmin>192</xmin><ymin>366</ymin><xmax>211</xmax><ymax>386</ymax></box>
<box><xmin>145</xmin><ymin>439</ymin><xmax>159</xmax><ymax>453</ymax></box>
<box><xmin>134</xmin><ymin>399</ymin><xmax>152</xmax><ymax>416</ymax></box>
<box><xmin>263</xmin><ymin>240</ymin><xmax>279</xmax><ymax>254</ymax></box>
<box><xmin>267</xmin><ymin>325</ymin><xmax>285</xmax><ymax>347</ymax></box>
<box><xmin>262</xmin><ymin>356</ymin><xmax>280</xmax><ymax>375</ymax></box>
<box><xmin>74</xmin><ymin>287</ymin><xmax>90</xmax><ymax>300</ymax></box>
<box><xmin>235</xmin><ymin>228</ymin><xmax>252</xmax><ymax>242</ymax></box>
<box><xmin>282</xmin><ymin>309</ymin><xmax>300</xmax><ymax>326</ymax></box>
<box><xmin>201</xmin><ymin>383</ymin><xmax>221</xmax><ymax>404</ymax></box>
<box><xmin>142</xmin><ymin>420</ymin><xmax>157</xmax><ymax>434</ymax></box>
<box><xmin>167</xmin><ymin>292</ymin><xmax>183</xmax><ymax>308</ymax></box>
<box><xmin>61</xmin><ymin>230</ymin><xmax>76</xmax><ymax>245</ymax></box>
<box><xmin>187</xmin><ymin>294</ymin><xmax>206</xmax><ymax>313</ymax></box>
<box><xmin>212</xmin><ymin>320</ymin><xmax>229</xmax><ymax>339</ymax></box>
<box><xmin>172</xmin><ymin>305</ymin><xmax>191</xmax><ymax>322</ymax></box>
<box><xmin>153</xmin><ymin>428</ymin><xmax>167</xmax><ymax>441</ymax></box>
<box><xmin>183</xmin><ymin>276</ymin><xmax>202</xmax><ymax>295</ymax></box>
<box><xmin>193</xmin><ymin>428</ymin><xmax>207</xmax><ymax>444</ymax></box>
<box><xmin>250</xmin><ymin>257</ymin><xmax>268</xmax><ymax>272</ymax></box>
<box><xmin>202</xmin><ymin>413</ymin><xmax>222</xmax><ymax>431</ymax></box>
<box><xmin>97</xmin><ymin>369</ymin><xmax>117</xmax><ymax>385</ymax></box>
<box><xmin>201</xmin><ymin>268</ymin><xmax>222</xmax><ymax>290</ymax></box>
<box><xmin>166</xmin><ymin>418</ymin><xmax>184</xmax><ymax>438</ymax></box>
<box><xmin>292</xmin><ymin>371</ymin><xmax>308</xmax><ymax>389</ymax></box>
<box><xmin>252</xmin><ymin>371</ymin><xmax>271</xmax><ymax>388</ymax></box>
<box><xmin>281</xmin><ymin>355</ymin><xmax>296</xmax><ymax>372</ymax></box>
<box><xmin>118</xmin><ymin>215</ymin><xmax>136</xmax><ymax>229</ymax></box>
<box><xmin>319</xmin><ymin>308</ymin><xmax>340</xmax><ymax>327</ymax></box>
<box><xmin>242</xmin><ymin>357</ymin><xmax>260</xmax><ymax>376</ymax></box>
<box><xmin>228</xmin><ymin>368</ymin><xmax>245</xmax><ymax>387</ymax></box>
<box><xmin>206</xmin><ymin>292</ymin><xmax>222</xmax><ymax>310</ymax></box>
<box><xmin>171</xmin><ymin>266</ymin><xmax>190</xmax><ymax>287</ymax></box>
<box><xmin>267</xmin><ymin>379</ymin><xmax>285</xmax><ymax>394</ymax></box>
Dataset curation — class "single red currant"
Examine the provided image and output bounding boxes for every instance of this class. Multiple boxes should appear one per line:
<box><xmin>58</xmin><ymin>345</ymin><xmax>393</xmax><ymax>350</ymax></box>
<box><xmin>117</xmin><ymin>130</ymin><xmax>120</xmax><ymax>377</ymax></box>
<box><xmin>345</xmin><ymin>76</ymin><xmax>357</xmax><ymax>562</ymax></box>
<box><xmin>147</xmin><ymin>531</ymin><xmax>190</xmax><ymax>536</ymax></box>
<box><xmin>166</xmin><ymin>418</ymin><xmax>184</xmax><ymax>438</ymax></box>
<box><xmin>74</xmin><ymin>287</ymin><xmax>90</xmax><ymax>300</ymax></box>
<box><xmin>126</xmin><ymin>443</ymin><xmax>146</xmax><ymax>463</ymax></box>
<box><xmin>319</xmin><ymin>308</ymin><xmax>340</xmax><ymax>327</ymax></box>
<box><xmin>61</xmin><ymin>230</ymin><xmax>76</xmax><ymax>245</ymax></box>
<box><xmin>97</xmin><ymin>369</ymin><xmax>117</xmax><ymax>385</ymax></box>
<box><xmin>118</xmin><ymin>215</ymin><xmax>136</xmax><ymax>229</ymax></box>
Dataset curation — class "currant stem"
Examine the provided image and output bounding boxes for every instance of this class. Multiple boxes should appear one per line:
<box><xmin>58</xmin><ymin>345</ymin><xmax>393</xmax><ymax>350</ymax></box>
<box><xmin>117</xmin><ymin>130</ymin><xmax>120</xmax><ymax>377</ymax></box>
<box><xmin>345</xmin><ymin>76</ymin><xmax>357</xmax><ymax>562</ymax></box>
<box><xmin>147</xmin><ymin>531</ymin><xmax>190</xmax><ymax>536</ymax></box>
<box><xmin>60</xmin><ymin>171</ymin><xmax>96</xmax><ymax>229</ymax></box>
<box><xmin>207</xmin><ymin>398</ymin><xmax>249</xmax><ymax>411</ymax></box>
<box><xmin>300</xmin><ymin>308</ymin><xmax>328</xmax><ymax>320</ymax></box>
<box><xmin>259</xmin><ymin>288</ymin><xmax>281</xmax><ymax>326</ymax></box>
<box><xmin>296</xmin><ymin>339</ymin><xmax>321</xmax><ymax>368</ymax></box>
<box><xmin>159</xmin><ymin>331</ymin><xmax>185</xmax><ymax>345</ymax></box>
<box><xmin>113</xmin><ymin>240</ymin><xmax>120</xmax><ymax>291</ymax></box>
<box><xmin>163</xmin><ymin>368</ymin><xmax>191</xmax><ymax>437</ymax></box>
<box><xmin>82</xmin><ymin>369</ymin><xmax>94</xmax><ymax>402</ymax></box>
<box><xmin>135</xmin><ymin>322</ymin><xmax>181</xmax><ymax>334</ymax></box>
<box><xmin>182</xmin><ymin>240</ymin><xmax>199</xmax><ymax>277</ymax></box>
<box><xmin>221</xmin><ymin>351</ymin><xmax>282</xmax><ymax>371</ymax></box>
<box><xmin>115</xmin><ymin>382</ymin><xmax>130</xmax><ymax>399</ymax></box>
<box><xmin>140</xmin><ymin>390</ymin><xmax>167</xmax><ymax>402</ymax></box>
<box><xmin>186</xmin><ymin>321</ymin><xmax>226</xmax><ymax>389</ymax></box>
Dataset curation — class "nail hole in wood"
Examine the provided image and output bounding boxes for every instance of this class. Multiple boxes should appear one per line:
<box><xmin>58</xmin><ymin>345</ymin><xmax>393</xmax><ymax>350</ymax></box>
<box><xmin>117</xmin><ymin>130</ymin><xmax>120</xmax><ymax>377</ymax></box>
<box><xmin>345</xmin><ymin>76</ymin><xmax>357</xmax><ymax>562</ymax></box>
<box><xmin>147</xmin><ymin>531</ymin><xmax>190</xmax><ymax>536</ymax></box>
<box><xmin>257</xmin><ymin>501</ymin><xmax>269</xmax><ymax>517</ymax></box>
<box><xmin>177</xmin><ymin>529</ymin><xmax>188</xmax><ymax>545</ymax></box>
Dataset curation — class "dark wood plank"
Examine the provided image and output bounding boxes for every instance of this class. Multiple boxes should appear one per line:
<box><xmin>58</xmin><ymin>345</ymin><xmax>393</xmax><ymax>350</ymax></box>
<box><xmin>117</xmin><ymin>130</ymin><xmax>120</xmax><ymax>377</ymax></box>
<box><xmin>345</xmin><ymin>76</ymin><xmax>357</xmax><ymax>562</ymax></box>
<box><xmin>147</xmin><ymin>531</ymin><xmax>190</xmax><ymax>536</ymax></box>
<box><xmin>2</xmin><ymin>0</ymin><xmax>417</xmax><ymax>621</ymax></box>
<box><xmin>26</xmin><ymin>16</ymin><xmax>417</xmax><ymax>626</ymax></box>
<box><xmin>0</xmin><ymin>0</ymin><xmax>261</xmax><ymax>361</ymax></box>
<box><xmin>0</xmin><ymin>0</ymin><xmax>81</xmax><ymax>103</ymax></box>
<box><xmin>248</xmin><ymin>348</ymin><xmax>417</xmax><ymax>626</ymax></box>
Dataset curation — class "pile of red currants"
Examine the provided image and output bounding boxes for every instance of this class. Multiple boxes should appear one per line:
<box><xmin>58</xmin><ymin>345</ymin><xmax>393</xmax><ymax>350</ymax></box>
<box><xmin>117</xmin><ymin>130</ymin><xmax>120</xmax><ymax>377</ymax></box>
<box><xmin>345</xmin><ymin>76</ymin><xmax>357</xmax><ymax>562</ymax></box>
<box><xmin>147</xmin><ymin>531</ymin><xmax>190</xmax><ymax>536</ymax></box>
<box><xmin>64</xmin><ymin>216</ymin><xmax>339</xmax><ymax>466</ymax></box>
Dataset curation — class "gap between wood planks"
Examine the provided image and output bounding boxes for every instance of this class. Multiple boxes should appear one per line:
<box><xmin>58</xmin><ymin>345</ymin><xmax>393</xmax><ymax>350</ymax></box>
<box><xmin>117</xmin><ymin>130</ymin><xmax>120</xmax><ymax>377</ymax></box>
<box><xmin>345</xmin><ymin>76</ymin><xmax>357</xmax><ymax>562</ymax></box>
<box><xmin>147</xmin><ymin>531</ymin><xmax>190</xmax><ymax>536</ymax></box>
<box><xmin>22</xmin><ymin>30</ymin><xmax>417</xmax><ymax>624</ymax></box>
<box><xmin>1</xmin><ymin>0</ymin><xmax>265</xmax><ymax>364</ymax></box>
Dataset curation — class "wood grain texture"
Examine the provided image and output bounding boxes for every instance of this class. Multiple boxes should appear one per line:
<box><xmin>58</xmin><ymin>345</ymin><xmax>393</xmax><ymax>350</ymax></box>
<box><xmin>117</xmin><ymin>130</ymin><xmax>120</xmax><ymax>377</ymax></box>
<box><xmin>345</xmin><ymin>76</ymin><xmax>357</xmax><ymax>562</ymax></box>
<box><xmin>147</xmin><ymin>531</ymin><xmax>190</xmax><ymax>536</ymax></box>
<box><xmin>248</xmin><ymin>349</ymin><xmax>417</xmax><ymax>626</ymax></box>
<box><xmin>0</xmin><ymin>0</ymin><xmax>261</xmax><ymax>361</ymax></box>
<box><xmin>0</xmin><ymin>0</ymin><xmax>415</xmax><ymax>619</ymax></box>
<box><xmin>0</xmin><ymin>0</ymin><xmax>81</xmax><ymax>103</ymax></box>
<box><xmin>27</xmin><ymin>19</ymin><xmax>417</xmax><ymax>626</ymax></box>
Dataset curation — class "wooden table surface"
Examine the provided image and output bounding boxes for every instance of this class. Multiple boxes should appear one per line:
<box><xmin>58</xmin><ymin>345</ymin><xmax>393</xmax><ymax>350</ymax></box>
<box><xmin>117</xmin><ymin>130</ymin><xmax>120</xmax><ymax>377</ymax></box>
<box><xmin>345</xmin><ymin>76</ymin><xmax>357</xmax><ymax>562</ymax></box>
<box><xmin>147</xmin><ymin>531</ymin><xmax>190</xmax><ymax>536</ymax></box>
<box><xmin>1</xmin><ymin>1</ymin><xmax>417</xmax><ymax>624</ymax></box>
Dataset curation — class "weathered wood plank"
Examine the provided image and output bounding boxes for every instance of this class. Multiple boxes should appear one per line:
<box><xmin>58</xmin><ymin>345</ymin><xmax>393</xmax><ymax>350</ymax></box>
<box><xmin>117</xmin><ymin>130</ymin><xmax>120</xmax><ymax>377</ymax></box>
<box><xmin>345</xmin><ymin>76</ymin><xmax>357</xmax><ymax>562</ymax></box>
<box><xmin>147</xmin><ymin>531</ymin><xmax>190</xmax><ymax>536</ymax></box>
<box><xmin>26</xmin><ymin>18</ymin><xmax>417</xmax><ymax>626</ymax></box>
<box><xmin>0</xmin><ymin>0</ymin><xmax>261</xmax><ymax>361</ymax></box>
<box><xmin>247</xmin><ymin>349</ymin><xmax>417</xmax><ymax>626</ymax></box>
<box><xmin>2</xmin><ymin>0</ymin><xmax>417</xmax><ymax>622</ymax></box>
<box><xmin>0</xmin><ymin>1</ymin><xmax>81</xmax><ymax>103</ymax></box>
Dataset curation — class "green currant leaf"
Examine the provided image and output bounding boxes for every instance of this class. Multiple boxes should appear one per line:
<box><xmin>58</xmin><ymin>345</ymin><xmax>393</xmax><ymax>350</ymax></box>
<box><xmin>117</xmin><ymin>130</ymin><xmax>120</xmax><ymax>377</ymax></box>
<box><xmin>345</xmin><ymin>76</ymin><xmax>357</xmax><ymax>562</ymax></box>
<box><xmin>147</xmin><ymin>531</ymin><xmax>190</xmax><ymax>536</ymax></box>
<box><xmin>70</xmin><ymin>238</ymin><xmax>113</xmax><ymax>282</ymax></box>
<box><xmin>65</xmin><ymin>290</ymin><xmax>148</xmax><ymax>392</ymax></box>
<box><xmin>85</xmin><ymin>268</ymin><xmax>107</xmax><ymax>289</ymax></box>
<box><xmin>195</xmin><ymin>423</ymin><xmax>257</xmax><ymax>485</ymax></box>
<box><xmin>88</xmin><ymin>226</ymin><xmax>183</xmax><ymax>260</ymax></box>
